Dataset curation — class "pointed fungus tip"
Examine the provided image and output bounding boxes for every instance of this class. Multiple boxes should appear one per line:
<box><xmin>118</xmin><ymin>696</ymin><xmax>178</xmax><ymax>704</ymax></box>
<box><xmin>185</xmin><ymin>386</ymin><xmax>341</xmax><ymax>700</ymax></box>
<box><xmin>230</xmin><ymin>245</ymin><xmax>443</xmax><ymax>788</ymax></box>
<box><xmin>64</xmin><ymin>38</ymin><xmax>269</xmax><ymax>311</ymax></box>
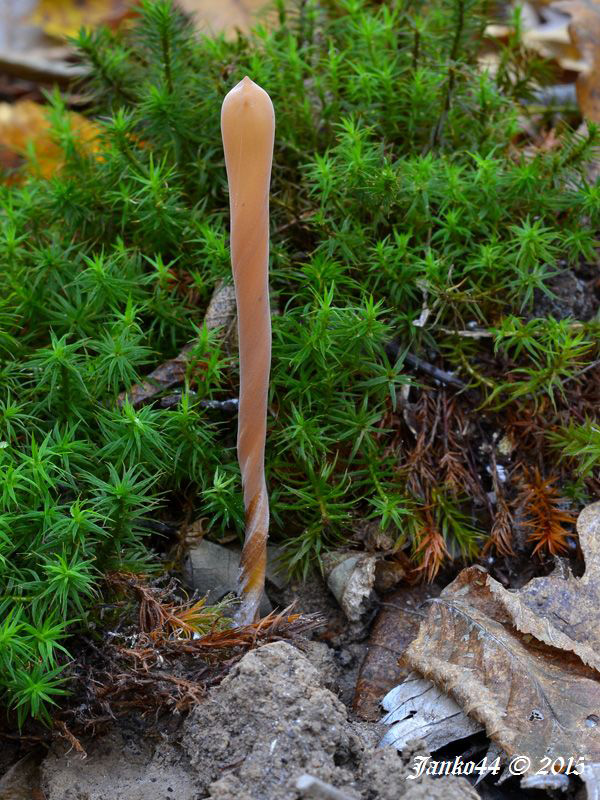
<box><xmin>234</xmin><ymin>75</ymin><xmax>254</xmax><ymax>94</ymax></box>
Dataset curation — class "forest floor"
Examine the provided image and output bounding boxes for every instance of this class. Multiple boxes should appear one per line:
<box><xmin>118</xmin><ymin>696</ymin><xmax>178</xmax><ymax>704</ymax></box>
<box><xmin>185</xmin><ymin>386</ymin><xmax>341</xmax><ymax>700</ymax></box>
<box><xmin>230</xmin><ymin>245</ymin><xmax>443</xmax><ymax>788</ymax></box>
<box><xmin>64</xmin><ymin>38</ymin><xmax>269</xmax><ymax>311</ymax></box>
<box><xmin>0</xmin><ymin>553</ymin><xmax>593</xmax><ymax>800</ymax></box>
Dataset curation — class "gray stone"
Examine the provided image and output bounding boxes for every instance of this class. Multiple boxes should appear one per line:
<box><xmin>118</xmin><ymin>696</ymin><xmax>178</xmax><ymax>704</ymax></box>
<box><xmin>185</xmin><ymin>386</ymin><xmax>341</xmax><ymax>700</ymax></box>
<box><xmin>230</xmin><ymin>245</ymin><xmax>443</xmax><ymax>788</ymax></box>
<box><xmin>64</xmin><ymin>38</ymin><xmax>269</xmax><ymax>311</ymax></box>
<box><xmin>182</xmin><ymin>641</ymin><xmax>363</xmax><ymax>800</ymax></box>
<box><xmin>322</xmin><ymin>551</ymin><xmax>378</xmax><ymax>624</ymax></box>
<box><xmin>181</xmin><ymin>540</ymin><xmax>287</xmax><ymax>615</ymax></box>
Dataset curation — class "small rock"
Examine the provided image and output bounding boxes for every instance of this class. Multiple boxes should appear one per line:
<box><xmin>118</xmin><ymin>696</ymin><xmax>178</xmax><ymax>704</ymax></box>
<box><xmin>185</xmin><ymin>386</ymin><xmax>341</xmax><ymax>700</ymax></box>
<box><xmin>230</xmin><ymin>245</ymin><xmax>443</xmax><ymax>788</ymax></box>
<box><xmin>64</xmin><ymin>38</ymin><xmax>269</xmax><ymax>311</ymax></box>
<box><xmin>182</xmin><ymin>641</ymin><xmax>363</xmax><ymax>800</ymax></box>
<box><xmin>322</xmin><ymin>551</ymin><xmax>378</xmax><ymax>624</ymax></box>
<box><xmin>182</xmin><ymin>539</ymin><xmax>285</xmax><ymax>616</ymax></box>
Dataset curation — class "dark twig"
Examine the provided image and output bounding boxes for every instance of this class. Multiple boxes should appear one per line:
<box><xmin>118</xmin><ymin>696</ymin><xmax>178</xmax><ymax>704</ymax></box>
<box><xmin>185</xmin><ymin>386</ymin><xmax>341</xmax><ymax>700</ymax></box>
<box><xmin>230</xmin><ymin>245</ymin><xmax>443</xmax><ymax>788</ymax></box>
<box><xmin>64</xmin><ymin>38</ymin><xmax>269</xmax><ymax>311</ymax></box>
<box><xmin>200</xmin><ymin>398</ymin><xmax>239</xmax><ymax>413</ymax></box>
<box><xmin>386</xmin><ymin>340</ymin><xmax>467</xmax><ymax>390</ymax></box>
<box><xmin>118</xmin><ymin>283</ymin><xmax>236</xmax><ymax>409</ymax></box>
<box><xmin>159</xmin><ymin>393</ymin><xmax>239</xmax><ymax>413</ymax></box>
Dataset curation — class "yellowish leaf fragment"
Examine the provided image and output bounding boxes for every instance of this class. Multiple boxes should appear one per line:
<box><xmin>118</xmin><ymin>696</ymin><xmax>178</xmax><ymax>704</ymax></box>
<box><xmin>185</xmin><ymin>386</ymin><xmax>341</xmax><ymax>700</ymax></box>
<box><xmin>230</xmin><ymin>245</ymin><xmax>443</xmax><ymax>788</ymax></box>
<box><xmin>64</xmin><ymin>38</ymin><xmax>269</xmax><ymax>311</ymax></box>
<box><xmin>0</xmin><ymin>100</ymin><xmax>100</xmax><ymax>182</ymax></box>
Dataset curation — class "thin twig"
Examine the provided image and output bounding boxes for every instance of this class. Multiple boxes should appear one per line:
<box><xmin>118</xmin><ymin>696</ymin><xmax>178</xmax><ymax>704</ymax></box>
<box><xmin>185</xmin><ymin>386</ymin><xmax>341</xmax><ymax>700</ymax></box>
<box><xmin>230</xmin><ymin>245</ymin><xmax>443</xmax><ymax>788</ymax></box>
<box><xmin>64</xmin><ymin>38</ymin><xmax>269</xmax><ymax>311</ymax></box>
<box><xmin>386</xmin><ymin>340</ymin><xmax>467</xmax><ymax>389</ymax></box>
<box><xmin>160</xmin><ymin>393</ymin><xmax>239</xmax><ymax>413</ymax></box>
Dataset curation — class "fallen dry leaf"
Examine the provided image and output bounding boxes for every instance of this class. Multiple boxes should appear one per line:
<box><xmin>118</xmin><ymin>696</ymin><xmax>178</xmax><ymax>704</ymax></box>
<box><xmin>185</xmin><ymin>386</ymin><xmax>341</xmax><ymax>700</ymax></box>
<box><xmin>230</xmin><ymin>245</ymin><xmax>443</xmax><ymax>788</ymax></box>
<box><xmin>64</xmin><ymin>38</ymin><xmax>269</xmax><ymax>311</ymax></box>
<box><xmin>583</xmin><ymin>763</ymin><xmax>600</xmax><ymax>800</ymax></box>
<box><xmin>484</xmin><ymin>2</ymin><xmax>600</xmax><ymax>120</ymax></box>
<box><xmin>177</xmin><ymin>0</ymin><xmax>273</xmax><ymax>38</ymax></box>
<box><xmin>353</xmin><ymin>584</ymin><xmax>437</xmax><ymax>721</ymax></box>
<box><xmin>0</xmin><ymin>752</ymin><xmax>41</xmax><ymax>800</ymax></box>
<box><xmin>28</xmin><ymin>0</ymin><xmax>135</xmax><ymax>40</ymax></box>
<box><xmin>400</xmin><ymin>558</ymin><xmax>600</xmax><ymax>767</ymax></box>
<box><xmin>489</xmin><ymin>501</ymin><xmax>600</xmax><ymax>672</ymax></box>
<box><xmin>552</xmin><ymin>0</ymin><xmax>600</xmax><ymax>120</ymax></box>
<box><xmin>381</xmin><ymin>673</ymin><xmax>484</xmax><ymax>752</ymax></box>
<box><xmin>522</xmin><ymin>8</ymin><xmax>584</xmax><ymax>70</ymax></box>
<box><xmin>485</xmin><ymin>3</ymin><xmax>585</xmax><ymax>71</ymax></box>
<box><xmin>0</xmin><ymin>0</ymin><xmax>89</xmax><ymax>87</ymax></box>
<box><xmin>0</xmin><ymin>99</ymin><xmax>100</xmax><ymax>182</ymax></box>
<box><xmin>118</xmin><ymin>282</ymin><xmax>236</xmax><ymax>408</ymax></box>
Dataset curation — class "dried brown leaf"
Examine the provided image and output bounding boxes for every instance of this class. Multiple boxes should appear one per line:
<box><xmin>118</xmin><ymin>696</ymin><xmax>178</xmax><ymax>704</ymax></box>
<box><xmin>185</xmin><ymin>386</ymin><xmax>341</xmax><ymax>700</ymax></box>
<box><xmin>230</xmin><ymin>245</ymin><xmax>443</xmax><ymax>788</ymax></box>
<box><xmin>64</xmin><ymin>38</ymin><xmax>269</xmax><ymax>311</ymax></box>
<box><xmin>178</xmin><ymin>0</ymin><xmax>272</xmax><ymax>38</ymax></box>
<box><xmin>552</xmin><ymin>0</ymin><xmax>600</xmax><ymax>121</ymax></box>
<box><xmin>28</xmin><ymin>0</ymin><xmax>135</xmax><ymax>40</ymax></box>
<box><xmin>353</xmin><ymin>585</ymin><xmax>436</xmax><ymax>721</ymax></box>
<box><xmin>522</xmin><ymin>13</ymin><xmax>583</xmax><ymax>70</ymax></box>
<box><xmin>0</xmin><ymin>99</ymin><xmax>99</xmax><ymax>182</ymax></box>
<box><xmin>403</xmin><ymin>561</ymin><xmax>600</xmax><ymax>766</ymax></box>
<box><xmin>489</xmin><ymin>500</ymin><xmax>600</xmax><ymax>672</ymax></box>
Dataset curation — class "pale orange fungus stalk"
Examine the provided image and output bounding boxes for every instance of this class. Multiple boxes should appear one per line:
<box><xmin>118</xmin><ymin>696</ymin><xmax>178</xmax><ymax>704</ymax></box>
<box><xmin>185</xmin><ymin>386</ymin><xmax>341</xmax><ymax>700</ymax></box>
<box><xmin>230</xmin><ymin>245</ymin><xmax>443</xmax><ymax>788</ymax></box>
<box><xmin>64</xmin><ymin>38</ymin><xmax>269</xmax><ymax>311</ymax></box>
<box><xmin>221</xmin><ymin>76</ymin><xmax>275</xmax><ymax>625</ymax></box>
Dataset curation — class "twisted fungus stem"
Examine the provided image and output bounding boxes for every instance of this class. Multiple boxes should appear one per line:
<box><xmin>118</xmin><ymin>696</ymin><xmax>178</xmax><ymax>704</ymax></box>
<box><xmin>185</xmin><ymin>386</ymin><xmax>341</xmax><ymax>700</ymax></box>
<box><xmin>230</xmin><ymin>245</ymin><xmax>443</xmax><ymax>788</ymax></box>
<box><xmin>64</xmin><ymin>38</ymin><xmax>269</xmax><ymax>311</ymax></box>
<box><xmin>221</xmin><ymin>76</ymin><xmax>275</xmax><ymax>625</ymax></box>
<box><xmin>238</xmin><ymin>492</ymin><xmax>269</xmax><ymax>624</ymax></box>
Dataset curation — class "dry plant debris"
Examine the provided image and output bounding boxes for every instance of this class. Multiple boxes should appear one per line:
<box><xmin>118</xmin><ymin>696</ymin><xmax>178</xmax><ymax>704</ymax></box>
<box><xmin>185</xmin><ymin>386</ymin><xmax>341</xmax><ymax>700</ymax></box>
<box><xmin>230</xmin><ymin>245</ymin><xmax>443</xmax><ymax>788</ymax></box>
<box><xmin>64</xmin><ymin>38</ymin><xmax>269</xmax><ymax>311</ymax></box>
<box><xmin>55</xmin><ymin>572</ymin><xmax>324</xmax><ymax>741</ymax></box>
<box><xmin>489</xmin><ymin>501</ymin><xmax>600</xmax><ymax>670</ymax></box>
<box><xmin>0</xmin><ymin>0</ymin><xmax>274</xmax><ymax>92</ymax></box>
<box><xmin>516</xmin><ymin>467</ymin><xmax>577</xmax><ymax>555</ymax></box>
<box><xmin>353</xmin><ymin>584</ymin><xmax>436</xmax><ymax>722</ymax></box>
<box><xmin>486</xmin><ymin>0</ymin><xmax>600</xmax><ymax>120</ymax></box>
<box><xmin>28</xmin><ymin>0</ymin><xmax>135</xmax><ymax>39</ymax></box>
<box><xmin>117</xmin><ymin>282</ymin><xmax>236</xmax><ymax>408</ymax></box>
<box><xmin>28</xmin><ymin>0</ymin><xmax>274</xmax><ymax>41</ymax></box>
<box><xmin>178</xmin><ymin>0</ymin><xmax>274</xmax><ymax>37</ymax></box>
<box><xmin>515</xmin><ymin>3</ymin><xmax>584</xmax><ymax>70</ymax></box>
<box><xmin>381</xmin><ymin>673</ymin><xmax>484</xmax><ymax>753</ymax></box>
<box><xmin>552</xmin><ymin>0</ymin><xmax>600</xmax><ymax>120</ymax></box>
<box><xmin>383</xmin><ymin>502</ymin><xmax>600</xmax><ymax>772</ymax></box>
<box><xmin>0</xmin><ymin>98</ymin><xmax>99</xmax><ymax>181</ymax></box>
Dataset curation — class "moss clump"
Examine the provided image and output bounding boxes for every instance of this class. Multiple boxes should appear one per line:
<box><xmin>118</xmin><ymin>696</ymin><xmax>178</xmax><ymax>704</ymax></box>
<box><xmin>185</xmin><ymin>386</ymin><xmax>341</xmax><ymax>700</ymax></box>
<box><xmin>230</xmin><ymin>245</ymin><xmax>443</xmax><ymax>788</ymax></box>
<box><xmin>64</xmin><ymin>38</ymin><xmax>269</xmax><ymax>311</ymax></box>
<box><xmin>1</xmin><ymin>0</ymin><xmax>599</xmax><ymax>723</ymax></box>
